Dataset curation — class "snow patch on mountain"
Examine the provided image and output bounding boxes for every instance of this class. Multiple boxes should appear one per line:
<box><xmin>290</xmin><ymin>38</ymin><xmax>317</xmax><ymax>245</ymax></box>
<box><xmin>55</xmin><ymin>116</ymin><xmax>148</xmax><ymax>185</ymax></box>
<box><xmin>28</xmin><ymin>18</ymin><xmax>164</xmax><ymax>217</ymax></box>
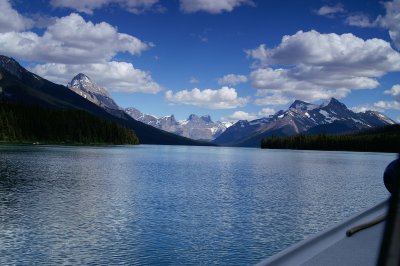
<box><xmin>125</xmin><ymin>108</ymin><xmax>231</xmax><ymax>140</ymax></box>
<box><xmin>214</xmin><ymin>97</ymin><xmax>397</xmax><ymax>146</ymax></box>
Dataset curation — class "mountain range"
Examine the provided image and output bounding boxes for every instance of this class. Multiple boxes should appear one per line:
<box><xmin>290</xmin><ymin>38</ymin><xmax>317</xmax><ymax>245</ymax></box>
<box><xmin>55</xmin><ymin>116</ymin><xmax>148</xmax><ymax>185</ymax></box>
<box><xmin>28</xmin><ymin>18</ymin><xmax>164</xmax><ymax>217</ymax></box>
<box><xmin>125</xmin><ymin>108</ymin><xmax>232</xmax><ymax>141</ymax></box>
<box><xmin>67</xmin><ymin>72</ymin><xmax>231</xmax><ymax>141</ymax></box>
<box><xmin>0</xmin><ymin>55</ymin><xmax>207</xmax><ymax>146</ymax></box>
<box><xmin>214</xmin><ymin>99</ymin><xmax>396</xmax><ymax>147</ymax></box>
<box><xmin>0</xmin><ymin>55</ymin><xmax>396</xmax><ymax>147</ymax></box>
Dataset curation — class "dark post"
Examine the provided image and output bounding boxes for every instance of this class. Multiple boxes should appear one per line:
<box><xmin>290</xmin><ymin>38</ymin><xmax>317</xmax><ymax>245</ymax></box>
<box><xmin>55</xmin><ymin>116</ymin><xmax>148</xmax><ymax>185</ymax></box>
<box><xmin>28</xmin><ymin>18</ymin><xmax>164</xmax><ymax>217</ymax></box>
<box><xmin>377</xmin><ymin>154</ymin><xmax>400</xmax><ymax>266</ymax></box>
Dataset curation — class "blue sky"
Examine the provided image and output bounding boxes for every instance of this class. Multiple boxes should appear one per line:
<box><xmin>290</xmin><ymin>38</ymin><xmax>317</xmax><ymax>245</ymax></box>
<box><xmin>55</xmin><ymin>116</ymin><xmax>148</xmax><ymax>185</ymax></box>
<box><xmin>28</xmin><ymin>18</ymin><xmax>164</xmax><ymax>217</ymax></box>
<box><xmin>1</xmin><ymin>0</ymin><xmax>400</xmax><ymax>122</ymax></box>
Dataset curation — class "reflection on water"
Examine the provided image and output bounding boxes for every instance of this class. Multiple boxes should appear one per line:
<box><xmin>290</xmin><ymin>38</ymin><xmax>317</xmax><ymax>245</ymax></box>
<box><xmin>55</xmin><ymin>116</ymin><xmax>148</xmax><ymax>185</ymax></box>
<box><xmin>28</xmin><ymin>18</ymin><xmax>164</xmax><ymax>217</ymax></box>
<box><xmin>0</xmin><ymin>145</ymin><xmax>394</xmax><ymax>264</ymax></box>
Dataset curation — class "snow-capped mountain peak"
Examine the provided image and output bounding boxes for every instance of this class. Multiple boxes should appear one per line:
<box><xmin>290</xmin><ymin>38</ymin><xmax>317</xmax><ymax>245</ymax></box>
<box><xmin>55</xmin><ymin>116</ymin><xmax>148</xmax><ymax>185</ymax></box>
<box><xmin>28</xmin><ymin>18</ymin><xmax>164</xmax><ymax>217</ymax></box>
<box><xmin>68</xmin><ymin>73</ymin><xmax>120</xmax><ymax>110</ymax></box>
<box><xmin>125</xmin><ymin>108</ymin><xmax>231</xmax><ymax>141</ymax></box>
<box><xmin>214</xmin><ymin>98</ymin><xmax>396</xmax><ymax>146</ymax></box>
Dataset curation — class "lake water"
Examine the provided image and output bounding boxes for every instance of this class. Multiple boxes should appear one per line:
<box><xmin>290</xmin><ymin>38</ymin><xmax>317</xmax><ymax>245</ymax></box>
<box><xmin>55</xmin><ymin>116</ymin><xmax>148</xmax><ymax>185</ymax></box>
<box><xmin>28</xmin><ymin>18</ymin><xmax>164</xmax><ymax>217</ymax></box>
<box><xmin>0</xmin><ymin>145</ymin><xmax>395</xmax><ymax>265</ymax></box>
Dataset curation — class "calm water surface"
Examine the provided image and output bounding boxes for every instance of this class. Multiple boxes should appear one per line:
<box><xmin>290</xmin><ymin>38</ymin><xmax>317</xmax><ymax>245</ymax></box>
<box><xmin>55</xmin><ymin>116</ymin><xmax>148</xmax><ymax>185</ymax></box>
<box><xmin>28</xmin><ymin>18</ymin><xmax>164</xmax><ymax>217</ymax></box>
<box><xmin>0</xmin><ymin>145</ymin><xmax>395</xmax><ymax>265</ymax></box>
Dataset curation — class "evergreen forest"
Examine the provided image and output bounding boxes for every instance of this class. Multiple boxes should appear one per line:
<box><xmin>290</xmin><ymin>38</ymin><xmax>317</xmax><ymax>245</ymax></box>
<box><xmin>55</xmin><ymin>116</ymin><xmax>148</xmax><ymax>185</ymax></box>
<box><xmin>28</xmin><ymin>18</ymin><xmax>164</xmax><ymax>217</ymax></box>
<box><xmin>261</xmin><ymin>125</ymin><xmax>400</xmax><ymax>153</ymax></box>
<box><xmin>0</xmin><ymin>103</ymin><xmax>139</xmax><ymax>145</ymax></box>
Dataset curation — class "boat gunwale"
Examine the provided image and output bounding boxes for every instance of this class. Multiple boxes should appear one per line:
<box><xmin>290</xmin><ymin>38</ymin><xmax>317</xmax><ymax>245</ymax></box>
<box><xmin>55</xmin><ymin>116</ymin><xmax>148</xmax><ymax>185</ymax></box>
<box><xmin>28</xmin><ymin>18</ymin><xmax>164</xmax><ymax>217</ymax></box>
<box><xmin>257</xmin><ymin>199</ymin><xmax>389</xmax><ymax>266</ymax></box>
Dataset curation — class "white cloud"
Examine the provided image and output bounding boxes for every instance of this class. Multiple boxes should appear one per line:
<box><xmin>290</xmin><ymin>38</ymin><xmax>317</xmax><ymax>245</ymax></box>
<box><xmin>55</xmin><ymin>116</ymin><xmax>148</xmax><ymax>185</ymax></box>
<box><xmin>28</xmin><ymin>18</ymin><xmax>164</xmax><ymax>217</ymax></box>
<box><xmin>315</xmin><ymin>4</ymin><xmax>345</xmax><ymax>17</ymax></box>
<box><xmin>375</xmin><ymin>84</ymin><xmax>400</xmax><ymax>110</ymax></box>
<box><xmin>50</xmin><ymin>0</ymin><xmax>162</xmax><ymax>15</ymax></box>
<box><xmin>377</xmin><ymin>0</ymin><xmax>400</xmax><ymax>49</ymax></box>
<box><xmin>0</xmin><ymin>13</ymin><xmax>151</xmax><ymax>64</ymax></box>
<box><xmin>30</xmin><ymin>61</ymin><xmax>161</xmax><ymax>94</ymax></box>
<box><xmin>345</xmin><ymin>14</ymin><xmax>375</xmax><ymax>28</ymax></box>
<box><xmin>247</xmin><ymin>30</ymin><xmax>400</xmax><ymax>71</ymax></box>
<box><xmin>189</xmin><ymin>77</ymin><xmax>200</xmax><ymax>84</ymax></box>
<box><xmin>227</xmin><ymin>111</ymin><xmax>257</xmax><ymax>121</ymax></box>
<box><xmin>180</xmin><ymin>0</ymin><xmax>254</xmax><ymax>14</ymax></box>
<box><xmin>384</xmin><ymin>84</ymin><xmax>400</xmax><ymax>96</ymax></box>
<box><xmin>225</xmin><ymin>108</ymin><xmax>276</xmax><ymax>122</ymax></box>
<box><xmin>345</xmin><ymin>0</ymin><xmax>400</xmax><ymax>49</ymax></box>
<box><xmin>50</xmin><ymin>0</ymin><xmax>108</xmax><ymax>14</ymax></box>
<box><xmin>165</xmin><ymin>87</ymin><xmax>249</xmax><ymax>109</ymax></box>
<box><xmin>350</xmin><ymin>105</ymin><xmax>383</xmax><ymax>113</ymax></box>
<box><xmin>0</xmin><ymin>6</ymin><xmax>159</xmax><ymax>95</ymax></box>
<box><xmin>254</xmin><ymin>92</ymin><xmax>291</xmax><ymax>106</ymax></box>
<box><xmin>218</xmin><ymin>74</ymin><xmax>248</xmax><ymax>86</ymax></box>
<box><xmin>258</xmin><ymin>108</ymin><xmax>275</xmax><ymax>117</ymax></box>
<box><xmin>250</xmin><ymin>67</ymin><xmax>354</xmax><ymax>102</ymax></box>
<box><xmin>0</xmin><ymin>0</ymin><xmax>33</xmax><ymax>33</ymax></box>
<box><xmin>247</xmin><ymin>30</ymin><xmax>400</xmax><ymax>105</ymax></box>
<box><xmin>374</xmin><ymin>100</ymin><xmax>400</xmax><ymax>110</ymax></box>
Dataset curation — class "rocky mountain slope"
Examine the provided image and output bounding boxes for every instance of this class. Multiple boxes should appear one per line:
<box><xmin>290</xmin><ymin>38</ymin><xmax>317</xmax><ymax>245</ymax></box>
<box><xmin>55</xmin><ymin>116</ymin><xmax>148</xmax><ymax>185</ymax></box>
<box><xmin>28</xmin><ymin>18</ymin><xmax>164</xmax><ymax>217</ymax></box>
<box><xmin>214</xmin><ymin>98</ymin><xmax>396</xmax><ymax>147</ymax></box>
<box><xmin>125</xmin><ymin>107</ymin><xmax>232</xmax><ymax>141</ymax></box>
<box><xmin>66</xmin><ymin>74</ymin><xmax>231</xmax><ymax>141</ymax></box>
<box><xmin>68</xmin><ymin>73</ymin><xmax>120</xmax><ymax>110</ymax></box>
<box><xmin>0</xmin><ymin>55</ymin><xmax>207</xmax><ymax>146</ymax></box>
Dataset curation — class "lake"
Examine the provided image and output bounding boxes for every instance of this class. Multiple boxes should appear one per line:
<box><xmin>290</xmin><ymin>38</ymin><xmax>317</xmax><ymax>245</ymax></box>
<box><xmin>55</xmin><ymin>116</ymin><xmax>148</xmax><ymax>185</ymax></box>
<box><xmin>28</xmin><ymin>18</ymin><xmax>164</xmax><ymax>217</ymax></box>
<box><xmin>0</xmin><ymin>145</ymin><xmax>395</xmax><ymax>265</ymax></box>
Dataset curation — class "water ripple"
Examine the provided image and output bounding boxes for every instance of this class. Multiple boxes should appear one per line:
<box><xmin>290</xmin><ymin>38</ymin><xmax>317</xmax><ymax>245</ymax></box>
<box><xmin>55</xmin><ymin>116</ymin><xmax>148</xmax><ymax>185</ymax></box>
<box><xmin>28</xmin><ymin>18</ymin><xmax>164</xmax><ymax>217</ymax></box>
<box><xmin>0</xmin><ymin>145</ymin><xmax>394</xmax><ymax>265</ymax></box>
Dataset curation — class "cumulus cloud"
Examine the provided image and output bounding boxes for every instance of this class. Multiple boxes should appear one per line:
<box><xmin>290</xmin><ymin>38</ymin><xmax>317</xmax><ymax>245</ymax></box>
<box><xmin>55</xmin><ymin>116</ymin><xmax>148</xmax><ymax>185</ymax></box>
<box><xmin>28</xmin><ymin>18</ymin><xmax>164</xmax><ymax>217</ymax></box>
<box><xmin>227</xmin><ymin>111</ymin><xmax>257</xmax><ymax>121</ymax></box>
<box><xmin>0</xmin><ymin>4</ymin><xmax>160</xmax><ymax>95</ymax></box>
<box><xmin>180</xmin><ymin>0</ymin><xmax>254</xmax><ymax>14</ymax></box>
<box><xmin>225</xmin><ymin>108</ymin><xmax>276</xmax><ymax>122</ymax></box>
<box><xmin>315</xmin><ymin>4</ymin><xmax>345</xmax><ymax>17</ymax></box>
<box><xmin>345</xmin><ymin>14</ymin><xmax>375</xmax><ymax>28</ymax></box>
<box><xmin>384</xmin><ymin>84</ymin><xmax>400</xmax><ymax>96</ymax></box>
<box><xmin>165</xmin><ymin>87</ymin><xmax>249</xmax><ymax>109</ymax></box>
<box><xmin>258</xmin><ymin>107</ymin><xmax>275</xmax><ymax>116</ymax></box>
<box><xmin>345</xmin><ymin>0</ymin><xmax>400</xmax><ymax>49</ymax></box>
<box><xmin>218</xmin><ymin>74</ymin><xmax>248</xmax><ymax>86</ymax></box>
<box><xmin>247</xmin><ymin>30</ymin><xmax>400</xmax><ymax>71</ymax></box>
<box><xmin>247</xmin><ymin>30</ymin><xmax>400</xmax><ymax>105</ymax></box>
<box><xmin>374</xmin><ymin>84</ymin><xmax>400</xmax><ymax>111</ymax></box>
<box><xmin>376</xmin><ymin>0</ymin><xmax>400</xmax><ymax>49</ymax></box>
<box><xmin>31</xmin><ymin>61</ymin><xmax>161</xmax><ymax>93</ymax></box>
<box><xmin>0</xmin><ymin>13</ymin><xmax>151</xmax><ymax>64</ymax></box>
<box><xmin>50</xmin><ymin>0</ymin><xmax>162</xmax><ymax>15</ymax></box>
<box><xmin>374</xmin><ymin>100</ymin><xmax>400</xmax><ymax>110</ymax></box>
<box><xmin>0</xmin><ymin>0</ymin><xmax>33</xmax><ymax>33</ymax></box>
<box><xmin>254</xmin><ymin>92</ymin><xmax>292</xmax><ymax>106</ymax></box>
<box><xmin>350</xmin><ymin>105</ymin><xmax>383</xmax><ymax>113</ymax></box>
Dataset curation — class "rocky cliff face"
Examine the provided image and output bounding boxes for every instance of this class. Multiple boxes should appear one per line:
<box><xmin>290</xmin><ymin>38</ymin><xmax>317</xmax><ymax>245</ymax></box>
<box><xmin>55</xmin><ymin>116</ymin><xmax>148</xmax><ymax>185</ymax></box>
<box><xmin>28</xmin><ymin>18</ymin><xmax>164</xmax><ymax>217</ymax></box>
<box><xmin>214</xmin><ymin>98</ymin><xmax>397</xmax><ymax>146</ymax></box>
<box><xmin>68</xmin><ymin>73</ymin><xmax>120</xmax><ymax>110</ymax></box>
<box><xmin>125</xmin><ymin>108</ymin><xmax>231</xmax><ymax>141</ymax></box>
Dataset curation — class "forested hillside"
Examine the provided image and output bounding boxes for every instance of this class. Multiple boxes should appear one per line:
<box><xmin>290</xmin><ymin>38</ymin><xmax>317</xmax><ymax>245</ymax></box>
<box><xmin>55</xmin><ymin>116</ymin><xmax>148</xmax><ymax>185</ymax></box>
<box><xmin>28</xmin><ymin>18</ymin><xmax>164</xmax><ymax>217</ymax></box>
<box><xmin>261</xmin><ymin>125</ymin><xmax>400</xmax><ymax>153</ymax></box>
<box><xmin>0</xmin><ymin>104</ymin><xmax>139</xmax><ymax>145</ymax></box>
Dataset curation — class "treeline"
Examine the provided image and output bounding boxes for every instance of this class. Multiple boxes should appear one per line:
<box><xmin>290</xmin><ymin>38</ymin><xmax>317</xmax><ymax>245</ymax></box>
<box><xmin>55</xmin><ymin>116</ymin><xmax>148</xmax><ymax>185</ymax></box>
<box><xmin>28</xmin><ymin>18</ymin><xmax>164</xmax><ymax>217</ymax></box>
<box><xmin>261</xmin><ymin>125</ymin><xmax>400</xmax><ymax>153</ymax></box>
<box><xmin>0</xmin><ymin>103</ymin><xmax>139</xmax><ymax>145</ymax></box>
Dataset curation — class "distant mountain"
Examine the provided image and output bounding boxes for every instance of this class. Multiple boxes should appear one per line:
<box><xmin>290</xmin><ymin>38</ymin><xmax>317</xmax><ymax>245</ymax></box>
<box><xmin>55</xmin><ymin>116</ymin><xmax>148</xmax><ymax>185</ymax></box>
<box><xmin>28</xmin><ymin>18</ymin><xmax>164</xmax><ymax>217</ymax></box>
<box><xmin>214</xmin><ymin>98</ymin><xmax>396</xmax><ymax>147</ymax></box>
<box><xmin>68</xmin><ymin>73</ymin><xmax>120</xmax><ymax>110</ymax></box>
<box><xmin>124</xmin><ymin>107</ymin><xmax>159</xmax><ymax>127</ymax></box>
<box><xmin>0</xmin><ymin>55</ymin><xmax>208</xmax><ymax>146</ymax></box>
<box><xmin>67</xmin><ymin>71</ymin><xmax>226</xmax><ymax>142</ymax></box>
<box><xmin>125</xmin><ymin>107</ymin><xmax>232</xmax><ymax>140</ymax></box>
